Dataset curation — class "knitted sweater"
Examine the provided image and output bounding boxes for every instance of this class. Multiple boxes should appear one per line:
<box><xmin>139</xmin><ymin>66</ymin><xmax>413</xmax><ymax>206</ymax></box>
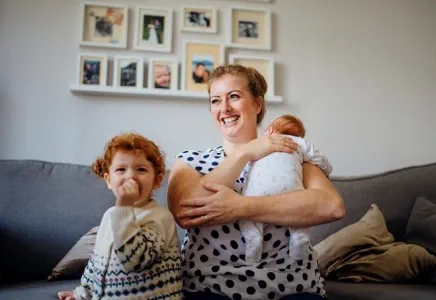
<box><xmin>73</xmin><ymin>200</ymin><xmax>183</xmax><ymax>300</ymax></box>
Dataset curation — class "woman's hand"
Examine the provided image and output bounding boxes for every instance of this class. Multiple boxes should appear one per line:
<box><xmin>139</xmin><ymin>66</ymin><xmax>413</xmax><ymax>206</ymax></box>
<box><xmin>240</xmin><ymin>134</ymin><xmax>298</xmax><ymax>161</ymax></box>
<box><xmin>177</xmin><ymin>182</ymin><xmax>245</xmax><ymax>228</ymax></box>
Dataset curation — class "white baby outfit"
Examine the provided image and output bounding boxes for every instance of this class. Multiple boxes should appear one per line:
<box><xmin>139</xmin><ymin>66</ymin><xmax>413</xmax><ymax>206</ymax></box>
<box><xmin>240</xmin><ymin>135</ymin><xmax>332</xmax><ymax>263</ymax></box>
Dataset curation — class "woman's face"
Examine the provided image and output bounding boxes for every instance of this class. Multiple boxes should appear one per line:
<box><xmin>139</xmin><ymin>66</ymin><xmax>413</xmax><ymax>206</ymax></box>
<box><xmin>209</xmin><ymin>74</ymin><xmax>261</xmax><ymax>142</ymax></box>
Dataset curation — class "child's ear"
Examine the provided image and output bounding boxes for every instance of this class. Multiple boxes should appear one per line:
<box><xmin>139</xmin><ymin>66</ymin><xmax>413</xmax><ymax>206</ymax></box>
<box><xmin>103</xmin><ymin>173</ymin><xmax>112</xmax><ymax>190</ymax></box>
<box><xmin>152</xmin><ymin>175</ymin><xmax>162</xmax><ymax>190</ymax></box>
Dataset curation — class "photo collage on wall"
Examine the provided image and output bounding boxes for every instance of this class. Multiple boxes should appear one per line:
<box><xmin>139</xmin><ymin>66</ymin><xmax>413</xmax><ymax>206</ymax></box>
<box><xmin>76</xmin><ymin>1</ymin><xmax>275</xmax><ymax>95</ymax></box>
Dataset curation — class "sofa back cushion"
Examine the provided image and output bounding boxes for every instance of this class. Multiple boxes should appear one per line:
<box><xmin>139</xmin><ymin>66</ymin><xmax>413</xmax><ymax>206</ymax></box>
<box><xmin>312</xmin><ymin>163</ymin><xmax>436</xmax><ymax>245</ymax></box>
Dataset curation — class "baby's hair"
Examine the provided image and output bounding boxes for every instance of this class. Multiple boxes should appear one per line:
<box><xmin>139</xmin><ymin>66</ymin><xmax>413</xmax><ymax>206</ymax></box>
<box><xmin>269</xmin><ymin>114</ymin><xmax>306</xmax><ymax>138</ymax></box>
<box><xmin>92</xmin><ymin>133</ymin><xmax>166</xmax><ymax>188</ymax></box>
<box><xmin>207</xmin><ymin>64</ymin><xmax>267</xmax><ymax>125</ymax></box>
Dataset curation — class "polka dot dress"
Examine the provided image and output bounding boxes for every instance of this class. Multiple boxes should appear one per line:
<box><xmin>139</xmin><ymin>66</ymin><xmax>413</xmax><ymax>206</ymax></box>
<box><xmin>176</xmin><ymin>146</ymin><xmax>326</xmax><ymax>300</ymax></box>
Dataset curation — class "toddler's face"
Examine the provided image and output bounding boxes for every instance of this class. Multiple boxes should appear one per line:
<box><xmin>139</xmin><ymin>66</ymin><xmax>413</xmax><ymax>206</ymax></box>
<box><xmin>104</xmin><ymin>150</ymin><xmax>157</xmax><ymax>207</ymax></box>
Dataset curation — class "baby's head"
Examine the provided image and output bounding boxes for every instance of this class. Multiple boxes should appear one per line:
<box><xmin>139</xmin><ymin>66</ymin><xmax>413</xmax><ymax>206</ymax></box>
<box><xmin>266</xmin><ymin>114</ymin><xmax>306</xmax><ymax>138</ymax></box>
<box><xmin>92</xmin><ymin>133</ymin><xmax>166</xmax><ymax>204</ymax></box>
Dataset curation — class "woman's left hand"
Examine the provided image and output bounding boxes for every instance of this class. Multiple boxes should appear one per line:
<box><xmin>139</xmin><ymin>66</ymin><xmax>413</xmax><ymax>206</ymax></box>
<box><xmin>177</xmin><ymin>182</ymin><xmax>245</xmax><ymax>228</ymax></box>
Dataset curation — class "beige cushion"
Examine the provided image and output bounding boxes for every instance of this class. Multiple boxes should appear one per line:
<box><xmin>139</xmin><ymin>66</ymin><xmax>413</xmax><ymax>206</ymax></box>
<box><xmin>315</xmin><ymin>204</ymin><xmax>436</xmax><ymax>282</ymax></box>
<box><xmin>47</xmin><ymin>226</ymin><xmax>98</xmax><ymax>281</ymax></box>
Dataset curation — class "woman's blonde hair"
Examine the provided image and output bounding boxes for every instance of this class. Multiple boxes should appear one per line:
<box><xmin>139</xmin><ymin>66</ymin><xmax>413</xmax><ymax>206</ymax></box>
<box><xmin>207</xmin><ymin>64</ymin><xmax>267</xmax><ymax>125</ymax></box>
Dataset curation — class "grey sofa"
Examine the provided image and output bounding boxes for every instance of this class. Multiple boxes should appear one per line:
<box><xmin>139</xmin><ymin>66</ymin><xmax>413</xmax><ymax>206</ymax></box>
<box><xmin>1</xmin><ymin>159</ymin><xmax>435</xmax><ymax>299</ymax></box>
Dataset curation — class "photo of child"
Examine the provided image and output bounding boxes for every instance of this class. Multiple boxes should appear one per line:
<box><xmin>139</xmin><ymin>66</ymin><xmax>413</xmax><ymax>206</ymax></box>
<box><xmin>153</xmin><ymin>63</ymin><xmax>171</xmax><ymax>89</ymax></box>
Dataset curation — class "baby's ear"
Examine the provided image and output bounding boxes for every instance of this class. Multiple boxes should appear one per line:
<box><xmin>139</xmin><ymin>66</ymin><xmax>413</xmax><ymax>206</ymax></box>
<box><xmin>103</xmin><ymin>173</ymin><xmax>112</xmax><ymax>190</ymax></box>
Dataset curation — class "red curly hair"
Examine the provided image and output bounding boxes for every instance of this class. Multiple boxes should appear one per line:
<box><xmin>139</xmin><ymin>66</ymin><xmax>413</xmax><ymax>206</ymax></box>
<box><xmin>268</xmin><ymin>114</ymin><xmax>306</xmax><ymax>138</ymax></box>
<box><xmin>92</xmin><ymin>133</ymin><xmax>166</xmax><ymax>188</ymax></box>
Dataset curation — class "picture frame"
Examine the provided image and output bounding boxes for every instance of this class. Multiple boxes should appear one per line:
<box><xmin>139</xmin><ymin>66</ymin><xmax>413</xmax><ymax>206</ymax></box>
<box><xmin>79</xmin><ymin>2</ymin><xmax>128</xmax><ymax>48</ymax></box>
<box><xmin>148</xmin><ymin>59</ymin><xmax>179</xmax><ymax>90</ymax></box>
<box><xmin>113</xmin><ymin>56</ymin><xmax>144</xmax><ymax>88</ymax></box>
<box><xmin>134</xmin><ymin>6</ymin><xmax>173</xmax><ymax>53</ymax></box>
<box><xmin>229</xmin><ymin>54</ymin><xmax>275</xmax><ymax>96</ymax></box>
<box><xmin>227</xmin><ymin>6</ymin><xmax>271</xmax><ymax>50</ymax></box>
<box><xmin>77</xmin><ymin>53</ymin><xmax>108</xmax><ymax>86</ymax></box>
<box><xmin>180</xmin><ymin>6</ymin><xmax>218</xmax><ymax>34</ymax></box>
<box><xmin>182</xmin><ymin>40</ymin><xmax>225</xmax><ymax>93</ymax></box>
<box><xmin>214</xmin><ymin>0</ymin><xmax>270</xmax><ymax>2</ymax></box>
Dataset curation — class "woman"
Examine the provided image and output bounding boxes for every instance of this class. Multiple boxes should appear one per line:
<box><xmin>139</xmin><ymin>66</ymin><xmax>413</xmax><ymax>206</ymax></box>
<box><xmin>167</xmin><ymin>65</ymin><xmax>345</xmax><ymax>300</ymax></box>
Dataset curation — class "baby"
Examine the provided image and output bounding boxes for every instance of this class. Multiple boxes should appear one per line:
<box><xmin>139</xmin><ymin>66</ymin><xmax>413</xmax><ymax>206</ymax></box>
<box><xmin>240</xmin><ymin>114</ymin><xmax>332</xmax><ymax>263</ymax></box>
<box><xmin>58</xmin><ymin>133</ymin><xmax>182</xmax><ymax>300</ymax></box>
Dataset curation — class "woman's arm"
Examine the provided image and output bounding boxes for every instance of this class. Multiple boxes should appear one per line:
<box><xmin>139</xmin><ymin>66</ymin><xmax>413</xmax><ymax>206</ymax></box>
<box><xmin>243</xmin><ymin>163</ymin><xmax>345</xmax><ymax>227</ymax></box>
<box><xmin>167</xmin><ymin>152</ymin><xmax>250</xmax><ymax>228</ymax></box>
<box><xmin>168</xmin><ymin>135</ymin><xmax>298</xmax><ymax>228</ymax></box>
<box><xmin>178</xmin><ymin>163</ymin><xmax>345</xmax><ymax>228</ymax></box>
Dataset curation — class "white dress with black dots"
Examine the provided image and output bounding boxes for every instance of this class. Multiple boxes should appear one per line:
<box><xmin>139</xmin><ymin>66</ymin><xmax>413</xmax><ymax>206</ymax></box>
<box><xmin>176</xmin><ymin>146</ymin><xmax>326</xmax><ymax>300</ymax></box>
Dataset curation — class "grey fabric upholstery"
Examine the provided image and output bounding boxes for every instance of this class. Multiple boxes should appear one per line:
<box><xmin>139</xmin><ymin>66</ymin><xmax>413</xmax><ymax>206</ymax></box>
<box><xmin>1</xmin><ymin>159</ymin><xmax>435</xmax><ymax>299</ymax></box>
<box><xmin>0</xmin><ymin>160</ymin><xmax>177</xmax><ymax>282</ymax></box>
<box><xmin>0</xmin><ymin>279</ymin><xmax>79</xmax><ymax>299</ymax></box>
<box><xmin>325</xmin><ymin>280</ymin><xmax>436</xmax><ymax>300</ymax></box>
<box><xmin>312</xmin><ymin>163</ymin><xmax>436</xmax><ymax>245</ymax></box>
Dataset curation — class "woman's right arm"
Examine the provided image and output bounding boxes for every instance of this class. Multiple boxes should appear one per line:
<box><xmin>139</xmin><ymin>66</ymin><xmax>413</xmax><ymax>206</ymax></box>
<box><xmin>167</xmin><ymin>151</ymin><xmax>251</xmax><ymax>227</ymax></box>
<box><xmin>168</xmin><ymin>135</ymin><xmax>297</xmax><ymax>227</ymax></box>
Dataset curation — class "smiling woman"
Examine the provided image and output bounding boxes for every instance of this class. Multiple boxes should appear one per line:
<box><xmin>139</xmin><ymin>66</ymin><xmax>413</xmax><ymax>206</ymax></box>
<box><xmin>167</xmin><ymin>64</ymin><xmax>344</xmax><ymax>300</ymax></box>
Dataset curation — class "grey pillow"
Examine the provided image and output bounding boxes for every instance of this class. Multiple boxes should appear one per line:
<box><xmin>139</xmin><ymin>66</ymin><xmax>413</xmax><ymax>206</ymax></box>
<box><xmin>405</xmin><ymin>197</ymin><xmax>436</xmax><ymax>256</ymax></box>
<box><xmin>47</xmin><ymin>226</ymin><xmax>98</xmax><ymax>281</ymax></box>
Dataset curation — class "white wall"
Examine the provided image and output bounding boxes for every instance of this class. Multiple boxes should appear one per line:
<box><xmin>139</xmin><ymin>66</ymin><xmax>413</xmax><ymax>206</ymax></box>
<box><xmin>1</xmin><ymin>0</ymin><xmax>435</xmax><ymax>176</ymax></box>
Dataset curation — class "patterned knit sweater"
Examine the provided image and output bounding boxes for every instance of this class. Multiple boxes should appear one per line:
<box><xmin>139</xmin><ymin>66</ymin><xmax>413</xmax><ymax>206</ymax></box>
<box><xmin>73</xmin><ymin>200</ymin><xmax>183</xmax><ymax>300</ymax></box>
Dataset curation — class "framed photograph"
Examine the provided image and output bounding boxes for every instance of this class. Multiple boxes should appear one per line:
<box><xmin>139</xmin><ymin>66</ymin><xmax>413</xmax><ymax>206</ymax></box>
<box><xmin>77</xmin><ymin>53</ymin><xmax>108</xmax><ymax>86</ymax></box>
<box><xmin>182</xmin><ymin>41</ymin><xmax>225</xmax><ymax>93</ymax></box>
<box><xmin>180</xmin><ymin>6</ymin><xmax>217</xmax><ymax>34</ymax></box>
<box><xmin>79</xmin><ymin>2</ymin><xmax>128</xmax><ymax>48</ymax></box>
<box><xmin>229</xmin><ymin>54</ymin><xmax>275</xmax><ymax>96</ymax></box>
<box><xmin>113</xmin><ymin>56</ymin><xmax>144</xmax><ymax>88</ymax></box>
<box><xmin>134</xmin><ymin>6</ymin><xmax>173</xmax><ymax>52</ymax></box>
<box><xmin>227</xmin><ymin>7</ymin><xmax>271</xmax><ymax>50</ymax></box>
<box><xmin>148</xmin><ymin>59</ymin><xmax>178</xmax><ymax>90</ymax></box>
<box><xmin>214</xmin><ymin>0</ymin><xmax>270</xmax><ymax>2</ymax></box>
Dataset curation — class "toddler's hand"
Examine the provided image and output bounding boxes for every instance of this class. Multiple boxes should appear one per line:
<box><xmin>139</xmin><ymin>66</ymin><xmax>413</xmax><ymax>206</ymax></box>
<box><xmin>116</xmin><ymin>178</ymin><xmax>140</xmax><ymax>207</ymax></box>
<box><xmin>58</xmin><ymin>290</ymin><xmax>75</xmax><ymax>300</ymax></box>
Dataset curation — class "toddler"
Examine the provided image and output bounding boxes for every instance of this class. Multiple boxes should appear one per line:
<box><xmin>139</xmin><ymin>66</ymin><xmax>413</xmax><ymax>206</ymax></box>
<box><xmin>240</xmin><ymin>115</ymin><xmax>332</xmax><ymax>263</ymax></box>
<box><xmin>58</xmin><ymin>133</ymin><xmax>182</xmax><ymax>300</ymax></box>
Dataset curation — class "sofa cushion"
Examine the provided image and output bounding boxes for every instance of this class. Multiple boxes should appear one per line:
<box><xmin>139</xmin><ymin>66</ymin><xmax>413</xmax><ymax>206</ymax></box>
<box><xmin>0</xmin><ymin>160</ymin><xmax>114</xmax><ymax>282</ymax></box>
<box><xmin>315</xmin><ymin>204</ymin><xmax>436</xmax><ymax>282</ymax></box>
<box><xmin>315</xmin><ymin>204</ymin><xmax>393</xmax><ymax>274</ymax></box>
<box><xmin>313</xmin><ymin>163</ymin><xmax>436</xmax><ymax>245</ymax></box>
<box><xmin>325</xmin><ymin>281</ymin><xmax>436</xmax><ymax>300</ymax></box>
<box><xmin>48</xmin><ymin>226</ymin><xmax>98</xmax><ymax>281</ymax></box>
<box><xmin>405</xmin><ymin>197</ymin><xmax>436</xmax><ymax>255</ymax></box>
<box><xmin>0</xmin><ymin>279</ymin><xmax>79</xmax><ymax>299</ymax></box>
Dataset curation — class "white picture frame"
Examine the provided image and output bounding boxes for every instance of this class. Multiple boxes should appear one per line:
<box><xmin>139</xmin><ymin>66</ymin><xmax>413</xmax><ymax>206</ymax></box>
<box><xmin>134</xmin><ymin>6</ymin><xmax>173</xmax><ymax>53</ymax></box>
<box><xmin>76</xmin><ymin>53</ymin><xmax>108</xmax><ymax>86</ymax></box>
<box><xmin>213</xmin><ymin>0</ymin><xmax>271</xmax><ymax>2</ymax></box>
<box><xmin>180</xmin><ymin>6</ymin><xmax>218</xmax><ymax>34</ymax></box>
<box><xmin>226</xmin><ymin>6</ymin><xmax>271</xmax><ymax>51</ymax></box>
<box><xmin>113</xmin><ymin>56</ymin><xmax>144</xmax><ymax>88</ymax></box>
<box><xmin>181</xmin><ymin>40</ymin><xmax>225</xmax><ymax>93</ymax></box>
<box><xmin>229</xmin><ymin>54</ymin><xmax>275</xmax><ymax>96</ymax></box>
<box><xmin>148</xmin><ymin>58</ymin><xmax>179</xmax><ymax>90</ymax></box>
<box><xmin>79</xmin><ymin>2</ymin><xmax>128</xmax><ymax>49</ymax></box>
